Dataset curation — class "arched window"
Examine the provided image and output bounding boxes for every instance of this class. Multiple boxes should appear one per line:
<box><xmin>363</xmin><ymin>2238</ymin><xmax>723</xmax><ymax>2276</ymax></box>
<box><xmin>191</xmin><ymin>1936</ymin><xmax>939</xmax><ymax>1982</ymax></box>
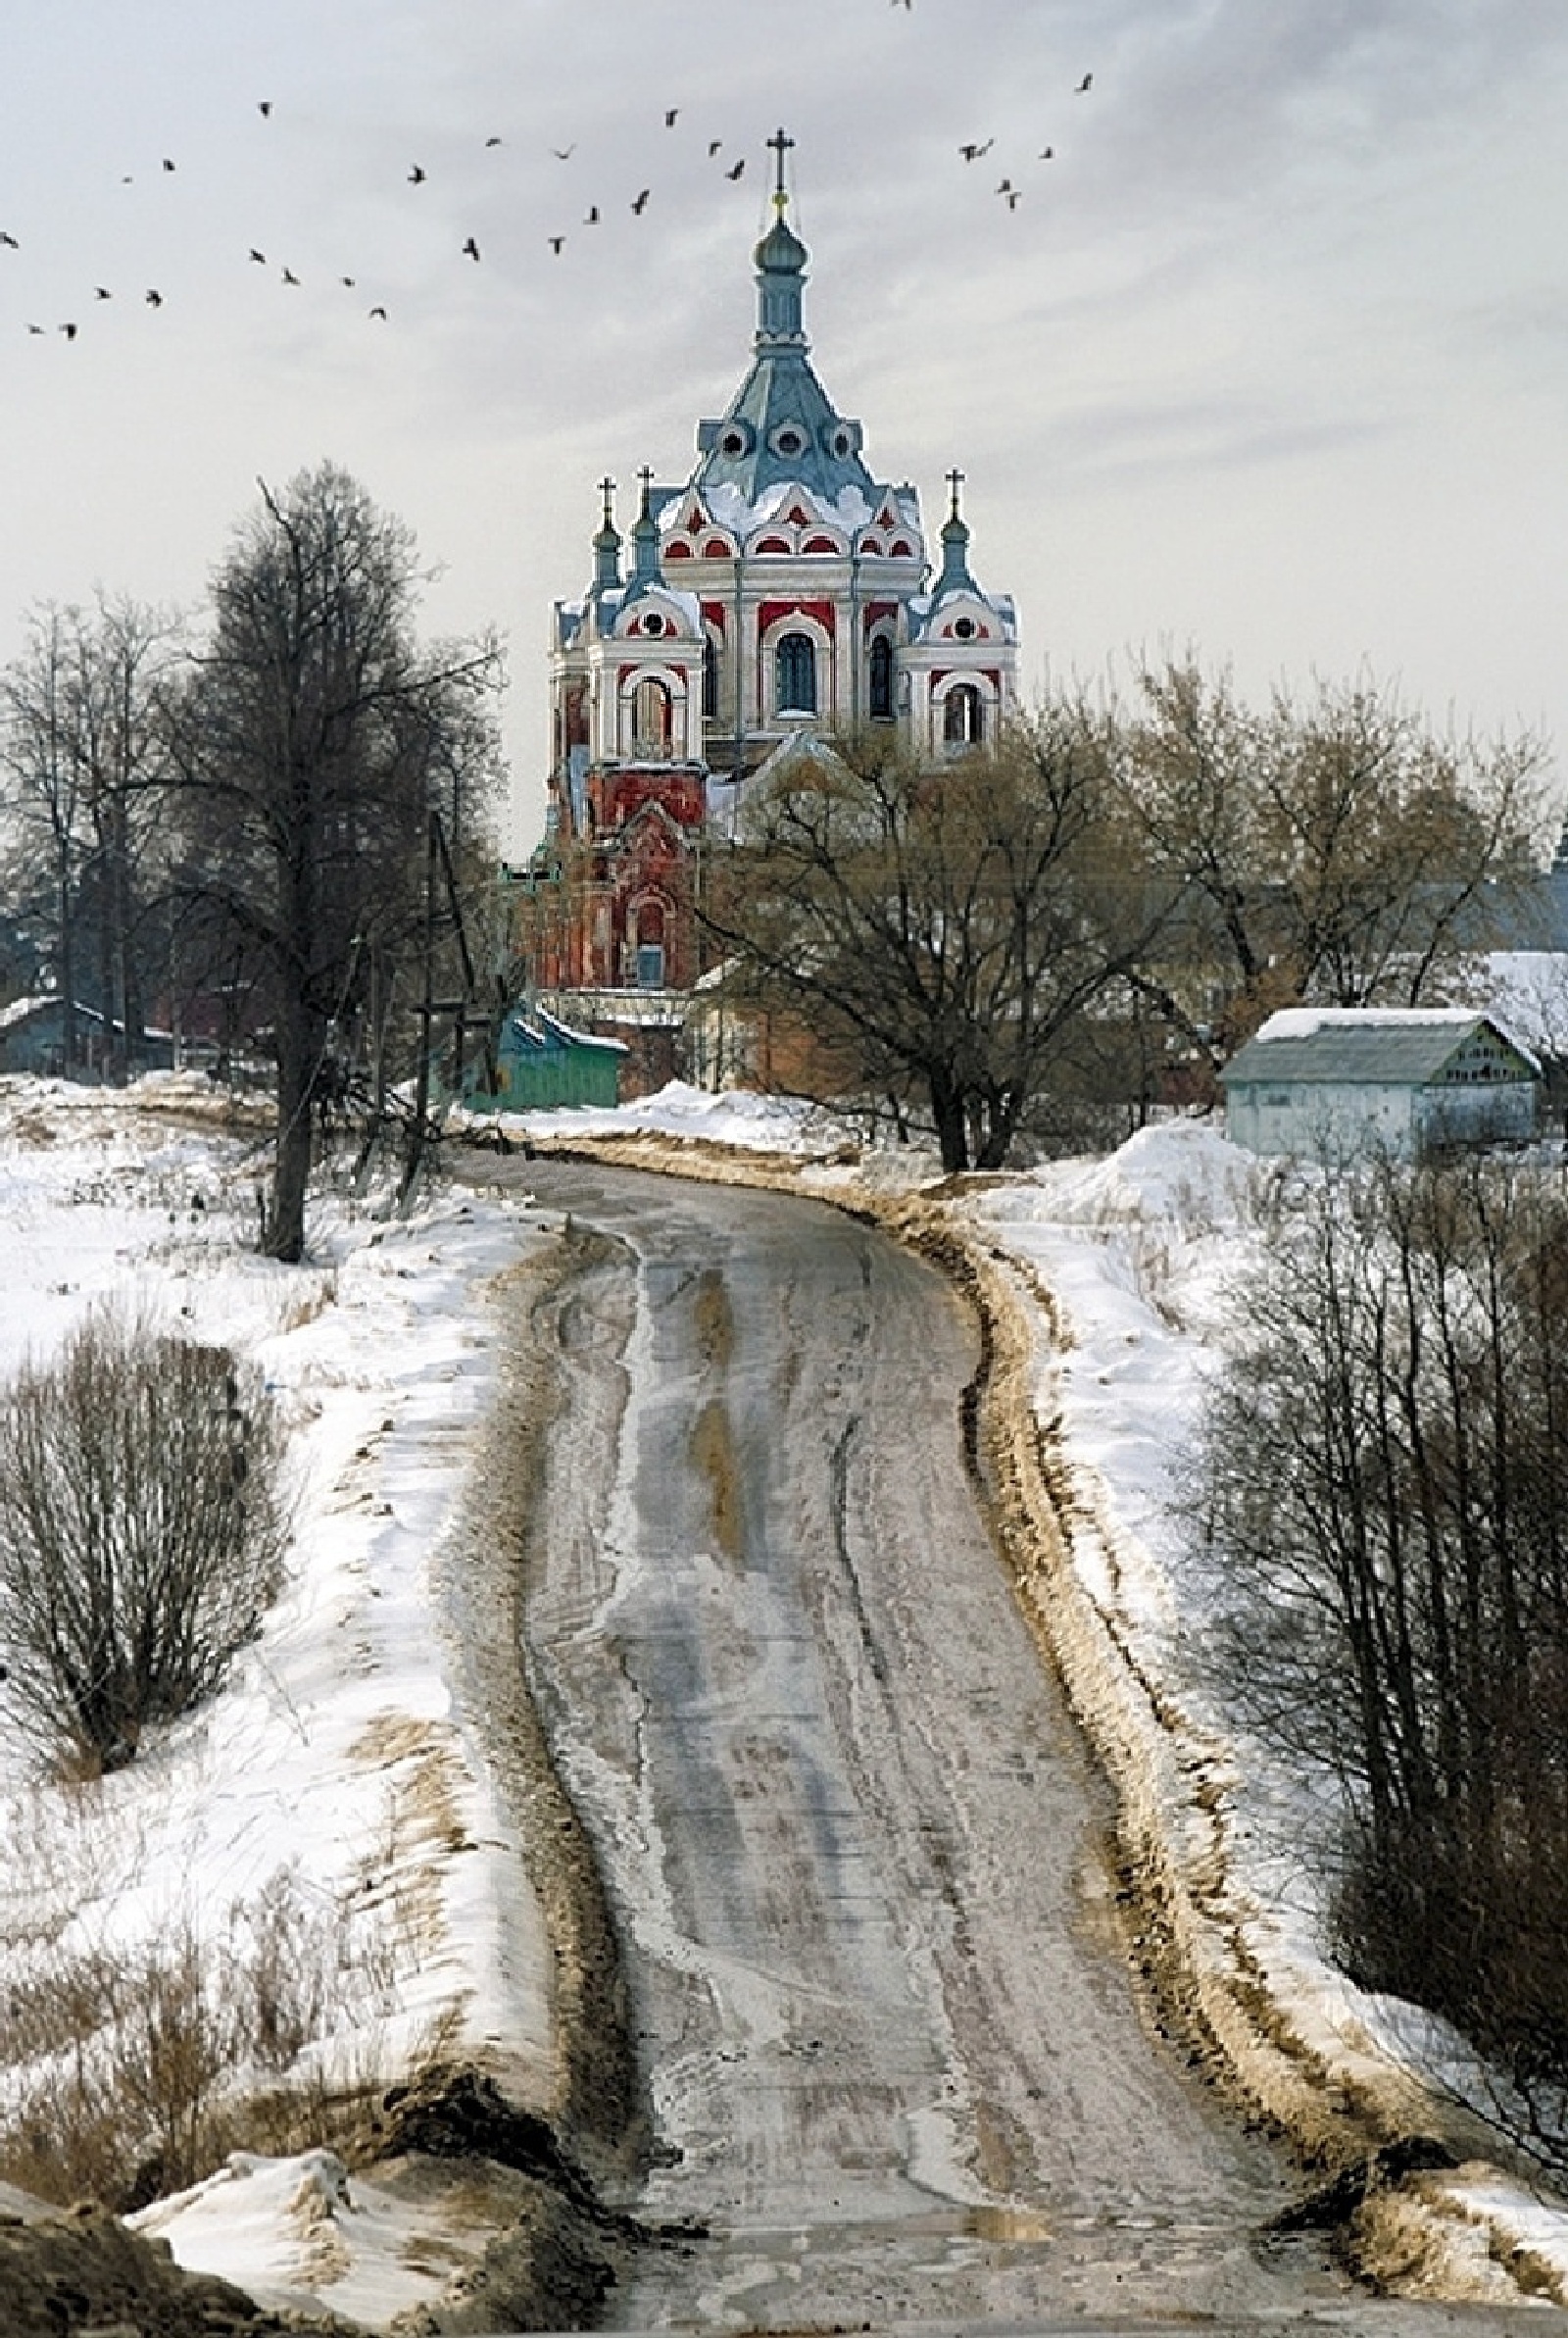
<box><xmin>775</xmin><ymin>631</ymin><xmax>816</xmax><ymax>715</ymax></box>
<box><xmin>631</xmin><ymin>676</ymin><xmax>671</xmax><ymax>752</ymax></box>
<box><xmin>868</xmin><ymin>634</ymin><xmax>894</xmax><ymax>721</ymax></box>
<box><xmin>631</xmin><ymin>899</ymin><xmax>666</xmax><ymax>990</ymax></box>
<box><xmin>703</xmin><ymin>632</ymin><xmax>720</xmax><ymax>722</ymax></box>
<box><xmin>943</xmin><ymin>683</ymin><xmax>984</xmax><ymax>747</ymax></box>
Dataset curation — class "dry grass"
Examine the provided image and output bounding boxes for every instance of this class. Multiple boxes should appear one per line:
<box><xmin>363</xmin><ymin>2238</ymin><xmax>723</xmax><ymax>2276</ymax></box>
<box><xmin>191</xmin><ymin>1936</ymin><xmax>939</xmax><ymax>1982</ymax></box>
<box><xmin>0</xmin><ymin>1855</ymin><xmax>428</xmax><ymax>2212</ymax></box>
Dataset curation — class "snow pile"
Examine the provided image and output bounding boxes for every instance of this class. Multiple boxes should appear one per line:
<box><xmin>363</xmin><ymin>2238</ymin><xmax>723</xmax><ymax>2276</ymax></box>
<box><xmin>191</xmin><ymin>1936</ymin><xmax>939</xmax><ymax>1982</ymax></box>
<box><xmin>466</xmin><ymin>1073</ymin><xmax>847</xmax><ymax>1154</ymax></box>
<box><xmin>132</xmin><ymin>2148</ymin><xmax>499</xmax><ymax>2329</ymax></box>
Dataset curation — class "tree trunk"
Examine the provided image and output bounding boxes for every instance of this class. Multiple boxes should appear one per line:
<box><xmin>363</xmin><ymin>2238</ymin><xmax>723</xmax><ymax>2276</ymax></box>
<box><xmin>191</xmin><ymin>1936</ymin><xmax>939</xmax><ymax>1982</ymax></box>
<box><xmin>928</xmin><ymin>1069</ymin><xmax>970</xmax><ymax>1174</ymax></box>
<box><xmin>267</xmin><ymin>987</ymin><xmax>317</xmax><ymax>1264</ymax></box>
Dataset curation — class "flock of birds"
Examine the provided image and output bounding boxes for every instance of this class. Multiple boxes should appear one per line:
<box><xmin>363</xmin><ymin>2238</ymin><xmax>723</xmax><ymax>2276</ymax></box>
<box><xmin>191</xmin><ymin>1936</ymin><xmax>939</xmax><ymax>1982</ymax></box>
<box><xmin>1</xmin><ymin>58</ymin><xmax>1097</xmax><ymax>342</ymax></box>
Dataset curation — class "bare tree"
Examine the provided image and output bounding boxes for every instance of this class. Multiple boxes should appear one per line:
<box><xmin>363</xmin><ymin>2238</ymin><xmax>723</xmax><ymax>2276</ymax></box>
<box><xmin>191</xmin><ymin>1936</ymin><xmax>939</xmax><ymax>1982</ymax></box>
<box><xmin>1125</xmin><ymin>662</ymin><xmax>1548</xmax><ymax>1055</ymax></box>
<box><xmin>1199</xmin><ymin>1154</ymin><xmax>1568</xmax><ymax>2170</ymax></box>
<box><xmin>0</xmin><ymin>598</ymin><xmax>184</xmax><ymax>1073</ymax></box>
<box><xmin>169</xmin><ymin>464</ymin><xmax>503</xmax><ymax>1259</ymax></box>
<box><xmin>1</xmin><ymin>607</ymin><xmax>89</xmax><ymax>1064</ymax></box>
<box><xmin>703</xmin><ymin>710</ymin><xmax>1171</xmax><ymax>1172</ymax></box>
<box><xmin>0</xmin><ymin>1309</ymin><xmax>289</xmax><ymax>1775</ymax></box>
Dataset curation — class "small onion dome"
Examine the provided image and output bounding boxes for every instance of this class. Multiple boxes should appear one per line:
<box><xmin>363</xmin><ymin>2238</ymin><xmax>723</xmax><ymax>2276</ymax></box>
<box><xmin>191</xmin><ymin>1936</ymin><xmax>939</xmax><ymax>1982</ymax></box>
<box><xmin>755</xmin><ymin>215</ymin><xmax>808</xmax><ymax>277</ymax></box>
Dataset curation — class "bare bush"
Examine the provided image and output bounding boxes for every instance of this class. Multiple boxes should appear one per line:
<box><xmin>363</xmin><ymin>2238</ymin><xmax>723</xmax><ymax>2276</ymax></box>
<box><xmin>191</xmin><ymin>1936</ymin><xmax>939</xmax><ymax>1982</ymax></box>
<box><xmin>1198</xmin><ymin>1154</ymin><xmax>1568</xmax><ymax>2174</ymax></box>
<box><xmin>0</xmin><ymin>1308</ymin><xmax>288</xmax><ymax>1774</ymax></box>
<box><xmin>0</xmin><ymin>1865</ymin><xmax>405</xmax><ymax>2209</ymax></box>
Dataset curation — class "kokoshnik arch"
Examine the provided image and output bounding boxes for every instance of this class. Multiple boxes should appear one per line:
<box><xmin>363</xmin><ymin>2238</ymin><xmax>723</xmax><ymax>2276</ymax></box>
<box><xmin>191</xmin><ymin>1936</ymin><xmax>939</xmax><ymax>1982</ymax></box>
<box><xmin>524</xmin><ymin>129</ymin><xmax>1019</xmax><ymax>1076</ymax></box>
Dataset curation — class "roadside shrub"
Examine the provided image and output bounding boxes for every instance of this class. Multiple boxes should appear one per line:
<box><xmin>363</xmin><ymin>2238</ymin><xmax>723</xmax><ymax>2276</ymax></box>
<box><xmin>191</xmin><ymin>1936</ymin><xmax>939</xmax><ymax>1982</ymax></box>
<box><xmin>0</xmin><ymin>1307</ymin><xmax>288</xmax><ymax>1774</ymax></box>
<box><xmin>0</xmin><ymin>1865</ymin><xmax>408</xmax><ymax>2208</ymax></box>
<box><xmin>1198</xmin><ymin>1154</ymin><xmax>1568</xmax><ymax>2172</ymax></box>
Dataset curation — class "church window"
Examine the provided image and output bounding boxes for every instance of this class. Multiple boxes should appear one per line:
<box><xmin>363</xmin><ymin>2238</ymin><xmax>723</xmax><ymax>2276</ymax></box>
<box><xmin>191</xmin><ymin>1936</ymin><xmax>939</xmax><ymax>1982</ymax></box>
<box><xmin>954</xmin><ymin>616</ymin><xmax>976</xmax><ymax>640</ymax></box>
<box><xmin>803</xmin><ymin>534</ymin><xmax>838</xmax><ymax>553</ymax></box>
<box><xmin>631</xmin><ymin>900</ymin><xmax>666</xmax><ymax>990</ymax></box>
<box><xmin>861</xmin><ymin>536</ymin><xmax>883</xmax><ymax>556</ymax></box>
<box><xmin>757</xmin><ymin>535</ymin><xmax>791</xmax><ymax>554</ymax></box>
<box><xmin>944</xmin><ymin>683</ymin><xmax>983</xmax><ymax>746</ymax></box>
<box><xmin>890</xmin><ymin>538</ymin><xmax>914</xmax><ymax>558</ymax></box>
<box><xmin>776</xmin><ymin>631</ymin><xmax>816</xmax><ymax>714</ymax></box>
<box><xmin>664</xmin><ymin>542</ymin><xmax>692</xmax><ymax>560</ymax></box>
<box><xmin>642</xmin><ymin>612</ymin><xmax>664</xmax><ymax>635</ymax></box>
<box><xmin>720</xmin><ymin>425</ymin><xmax>749</xmax><ymax>456</ymax></box>
<box><xmin>703</xmin><ymin>632</ymin><xmax>720</xmax><ymax>721</ymax></box>
<box><xmin>703</xmin><ymin>538</ymin><xmax>731</xmax><ymax>558</ymax></box>
<box><xmin>868</xmin><ymin>633</ymin><xmax>894</xmax><ymax>721</ymax></box>
<box><xmin>772</xmin><ymin>425</ymin><xmax>806</xmax><ymax>457</ymax></box>
<box><xmin>632</xmin><ymin>676</ymin><xmax>672</xmax><ymax>752</ymax></box>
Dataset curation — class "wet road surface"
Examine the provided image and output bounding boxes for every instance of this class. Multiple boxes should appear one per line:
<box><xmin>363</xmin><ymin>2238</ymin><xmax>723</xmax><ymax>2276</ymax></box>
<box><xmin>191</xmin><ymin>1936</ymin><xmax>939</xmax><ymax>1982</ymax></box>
<box><xmin>476</xmin><ymin>1158</ymin><xmax>1535</xmax><ymax>2333</ymax></box>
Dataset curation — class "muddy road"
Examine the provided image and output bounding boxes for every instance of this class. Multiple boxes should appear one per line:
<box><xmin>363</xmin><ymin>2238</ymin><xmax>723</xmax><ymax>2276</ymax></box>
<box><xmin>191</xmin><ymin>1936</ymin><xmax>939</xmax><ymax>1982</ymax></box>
<box><xmin>476</xmin><ymin>1158</ymin><xmax>1503</xmax><ymax>2330</ymax></box>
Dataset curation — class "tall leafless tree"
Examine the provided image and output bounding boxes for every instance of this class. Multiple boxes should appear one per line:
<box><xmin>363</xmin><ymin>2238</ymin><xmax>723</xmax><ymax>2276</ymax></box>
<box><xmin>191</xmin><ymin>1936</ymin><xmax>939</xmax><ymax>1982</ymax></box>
<box><xmin>1199</xmin><ymin>1153</ymin><xmax>1568</xmax><ymax>2169</ymax></box>
<box><xmin>703</xmin><ymin>712</ymin><xmax>1174</xmax><ymax>1172</ymax></box>
<box><xmin>1124</xmin><ymin>661</ymin><xmax>1548</xmax><ymax>1058</ymax></box>
<box><xmin>0</xmin><ymin>597</ymin><xmax>184</xmax><ymax>1073</ymax></box>
<box><xmin>169</xmin><ymin>463</ymin><xmax>502</xmax><ymax>1260</ymax></box>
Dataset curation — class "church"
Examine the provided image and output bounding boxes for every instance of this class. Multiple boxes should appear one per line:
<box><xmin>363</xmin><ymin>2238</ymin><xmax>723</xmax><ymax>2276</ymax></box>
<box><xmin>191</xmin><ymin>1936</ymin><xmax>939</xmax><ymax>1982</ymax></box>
<box><xmin>519</xmin><ymin>132</ymin><xmax>1019</xmax><ymax>1085</ymax></box>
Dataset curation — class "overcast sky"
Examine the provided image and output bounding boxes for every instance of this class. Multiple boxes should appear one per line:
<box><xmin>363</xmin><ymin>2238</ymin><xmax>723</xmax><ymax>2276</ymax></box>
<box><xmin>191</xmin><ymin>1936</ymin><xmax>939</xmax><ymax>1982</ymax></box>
<box><xmin>3</xmin><ymin>0</ymin><xmax>1566</xmax><ymax>854</ymax></box>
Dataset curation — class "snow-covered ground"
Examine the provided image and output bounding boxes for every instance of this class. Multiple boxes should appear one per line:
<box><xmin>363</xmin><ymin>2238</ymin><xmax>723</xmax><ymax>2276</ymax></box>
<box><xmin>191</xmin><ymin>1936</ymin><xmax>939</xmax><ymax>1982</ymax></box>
<box><xmin>3</xmin><ymin>1071</ymin><xmax>1568</xmax><ymax>2322</ymax></box>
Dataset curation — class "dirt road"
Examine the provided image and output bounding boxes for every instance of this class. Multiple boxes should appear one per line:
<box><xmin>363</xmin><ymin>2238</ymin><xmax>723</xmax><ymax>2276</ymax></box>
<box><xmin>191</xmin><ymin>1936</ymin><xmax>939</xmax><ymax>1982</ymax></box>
<box><xmin>486</xmin><ymin>1159</ymin><xmax>1494</xmax><ymax>2330</ymax></box>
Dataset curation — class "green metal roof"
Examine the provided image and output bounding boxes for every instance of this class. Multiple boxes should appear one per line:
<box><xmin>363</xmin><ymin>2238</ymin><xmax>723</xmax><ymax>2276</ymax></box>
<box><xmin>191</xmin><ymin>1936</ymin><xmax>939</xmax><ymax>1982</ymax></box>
<box><xmin>1222</xmin><ymin>1012</ymin><xmax>1538</xmax><ymax>1089</ymax></box>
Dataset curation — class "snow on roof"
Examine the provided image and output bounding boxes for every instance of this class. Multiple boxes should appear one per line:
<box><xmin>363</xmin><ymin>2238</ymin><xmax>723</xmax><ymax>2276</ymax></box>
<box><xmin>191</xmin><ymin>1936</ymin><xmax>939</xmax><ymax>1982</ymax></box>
<box><xmin>1255</xmin><ymin>1006</ymin><xmax>1483</xmax><ymax>1041</ymax></box>
<box><xmin>699</xmin><ymin>477</ymin><xmax>882</xmax><ymax>537</ymax></box>
<box><xmin>1226</xmin><ymin>1006</ymin><xmax>1540</xmax><ymax>1084</ymax></box>
<box><xmin>533</xmin><ymin>1005</ymin><xmax>627</xmax><ymax>1054</ymax></box>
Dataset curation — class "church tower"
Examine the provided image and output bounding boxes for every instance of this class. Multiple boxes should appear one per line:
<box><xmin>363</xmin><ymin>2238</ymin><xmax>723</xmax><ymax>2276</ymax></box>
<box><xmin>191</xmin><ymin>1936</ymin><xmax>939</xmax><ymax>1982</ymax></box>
<box><xmin>532</xmin><ymin>133</ymin><xmax>1020</xmax><ymax>1070</ymax></box>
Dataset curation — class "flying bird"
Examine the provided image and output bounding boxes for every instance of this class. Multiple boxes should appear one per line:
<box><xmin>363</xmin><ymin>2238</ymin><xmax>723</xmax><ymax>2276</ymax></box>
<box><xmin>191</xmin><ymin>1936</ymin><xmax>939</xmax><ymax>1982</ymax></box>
<box><xmin>959</xmin><ymin>139</ymin><xmax>994</xmax><ymax>161</ymax></box>
<box><xmin>584</xmin><ymin>204</ymin><xmax>600</xmax><ymax>224</ymax></box>
<box><xmin>631</xmin><ymin>187</ymin><xmax>651</xmax><ymax>214</ymax></box>
<box><xmin>1040</xmin><ymin>145</ymin><xmax>1054</xmax><ymax>159</ymax></box>
<box><xmin>94</xmin><ymin>285</ymin><xmax>112</xmax><ymax>299</ymax></box>
<box><xmin>249</xmin><ymin>247</ymin><xmax>267</xmax><ymax>263</ymax></box>
<box><xmin>26</xmin><ymin>323</ymin><xmax>43</xmax><ymax>334</ymax></box>
<box><xmin>1076</xmin><ymin>72</ymin><xmax>1093</xmax><ymax>91</ymax></box>
<box><xmin>145</xmin><ymin>287</ymin><xmax>163</xmax><ymax>305</ymax></box>
<box><xmin>341</xmin><ymin>274</ymin><xmax>356</xmax><ymax>286</ymax></box>
<box><xmin>258</xmin><ymin>101</ymin><xmax>272</xmax><ymax>119</ymax></box>
<box><xmin>0</xmin><ymin>231</ymin><xmax>18</xmax><ymax>249</ymax></box>
<box><xmin>408</xmin><ymin>164</ymin><xmax>426</xmax><ymax>184</ymax></box>
<box><xmin>996</xmin><ymin>177</ymin><xmax>1013</xmax><ymax>195</ymax></box>
<box><xmin>463</xmin><ymin>235</ymin><xmax>480</xmax><ymax>260</ymax></box>
<box><xmin>551</xmin><ymin>144</ymin><xmax>575</xmax><ymax>160</ymax></box>
<box><xmin>61</xmin><ymin>322</ymin><xmax>77</xmax><ymax>338</ymax></box>
<box><xmin>484</xmin><ymin>134</ymin><xmax>502</xmax><ymax>147</ymax></box>
<box><xmin>548</xmin><ymin>234</ymin><xmax>564</xmax><ymax>255</ymax></box>
<box><xmin>1005</xmin><ymin>190</ymin><xmax>1022</xmax><ymax>210</ymax></box>
<box><xmin>162</xmin><ymin>157</ymin><xmax>175</xmax><ymax>172</ymax></box>
<box><xmin>725</xmin><ymin>157</ymin><xmax>746</xmax><ymax>179</ymax></box>
<box><xmin>709</xmin><ymin>139</ymin><xmax>723</xmax><ymax>156</ymax></box>
<box><xmin>281</xmin><ymin>266</ymin><xmax>299</xmax><ymax>284</ymax></box>
<box><xmin>664</xmin><ymin>107</ymin><xmax>679</xmax><ymax>127</ymax></box>
<box><xmin>369</xmin><ymin>304</ymin><xmax>387</xmax><ymax>319</ymax></box>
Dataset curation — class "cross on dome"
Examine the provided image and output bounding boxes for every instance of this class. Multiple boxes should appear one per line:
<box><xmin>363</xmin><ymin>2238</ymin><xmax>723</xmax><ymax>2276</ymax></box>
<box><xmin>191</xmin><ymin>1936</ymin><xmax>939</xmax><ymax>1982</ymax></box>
<box><xmin>767</xmin><ymin>126</ymin><xmax>795</xmax><ymax>216</ymax></box>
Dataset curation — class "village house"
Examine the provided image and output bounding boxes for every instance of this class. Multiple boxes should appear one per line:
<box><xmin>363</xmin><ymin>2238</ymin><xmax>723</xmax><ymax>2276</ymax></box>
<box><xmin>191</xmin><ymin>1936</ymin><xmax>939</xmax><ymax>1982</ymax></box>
<box><xmin>1221</xmin><ymin>1007</ymin><xmax>1540</xmax><ymax>1162</ymax></box>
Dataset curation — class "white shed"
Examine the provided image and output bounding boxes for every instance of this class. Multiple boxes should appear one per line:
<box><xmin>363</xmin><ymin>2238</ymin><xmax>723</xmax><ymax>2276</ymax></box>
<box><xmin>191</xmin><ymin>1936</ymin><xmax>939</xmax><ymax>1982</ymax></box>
<box><xmin>1221</xmin><ymin>1008</ymin><xmax>1540</xmax><ymax>1162</ymax></box>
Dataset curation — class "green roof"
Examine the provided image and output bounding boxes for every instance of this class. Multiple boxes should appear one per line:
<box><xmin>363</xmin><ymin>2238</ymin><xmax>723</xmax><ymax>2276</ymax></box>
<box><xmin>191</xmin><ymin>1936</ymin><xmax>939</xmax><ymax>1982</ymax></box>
<box><xmin>1222</xmin><ymin>1011</ymin><xmax>1538</xmax><ymax>1089</ymax></box>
